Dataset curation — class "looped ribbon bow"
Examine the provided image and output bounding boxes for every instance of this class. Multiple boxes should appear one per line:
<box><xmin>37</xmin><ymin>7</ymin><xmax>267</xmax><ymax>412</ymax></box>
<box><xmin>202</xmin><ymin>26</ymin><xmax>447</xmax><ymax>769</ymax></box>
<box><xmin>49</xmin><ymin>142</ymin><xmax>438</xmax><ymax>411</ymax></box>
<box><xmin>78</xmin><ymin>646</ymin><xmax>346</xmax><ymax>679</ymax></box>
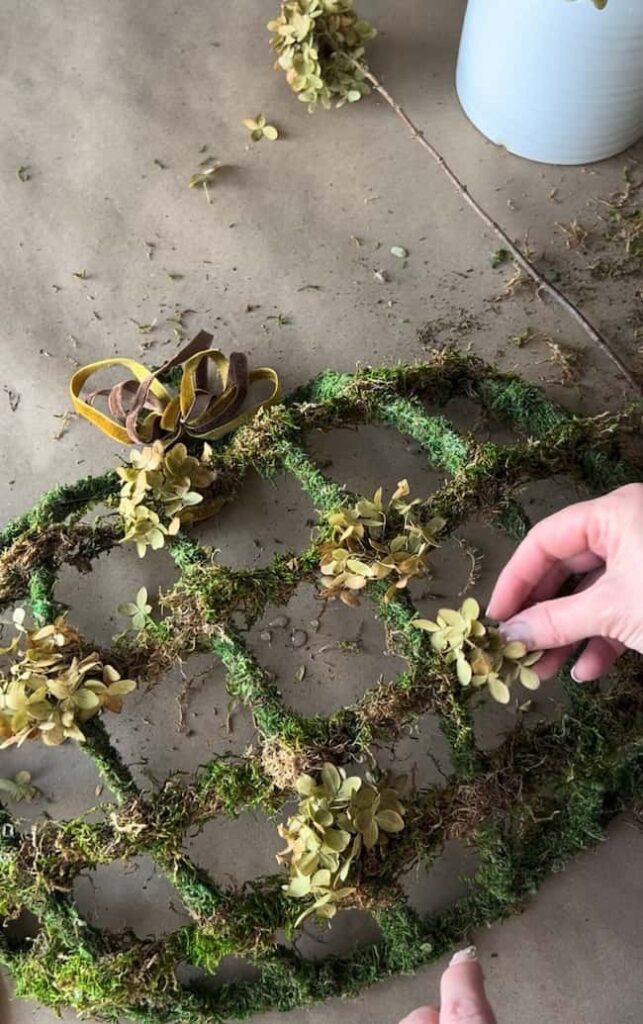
<box><xmin>69</xmin><ymin>330</ymin><xmax>281</xmax><ymax>446</ymax></box>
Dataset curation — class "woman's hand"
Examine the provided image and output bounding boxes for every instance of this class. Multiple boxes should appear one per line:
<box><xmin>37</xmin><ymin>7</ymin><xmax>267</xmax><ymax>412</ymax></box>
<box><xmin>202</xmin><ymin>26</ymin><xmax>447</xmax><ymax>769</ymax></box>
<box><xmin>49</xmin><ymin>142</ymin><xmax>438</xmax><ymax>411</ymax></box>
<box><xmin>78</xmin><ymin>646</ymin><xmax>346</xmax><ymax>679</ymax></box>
<box><xmin>399</xmin><ymin>948</ymin><xmax>496</xmax><ymax>1024</ymax></box>
<box><xmin>488</xmin><ymin>482</ymin><xmax>643</xmax><ymax>681</ymax></box>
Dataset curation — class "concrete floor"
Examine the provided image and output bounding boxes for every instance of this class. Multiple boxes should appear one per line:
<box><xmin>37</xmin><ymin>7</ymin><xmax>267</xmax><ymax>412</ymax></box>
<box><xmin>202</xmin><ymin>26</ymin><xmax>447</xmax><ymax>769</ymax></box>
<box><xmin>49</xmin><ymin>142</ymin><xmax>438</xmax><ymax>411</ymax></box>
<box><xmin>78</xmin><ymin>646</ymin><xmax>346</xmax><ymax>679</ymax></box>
<box><xmin>1</xmin><ymin>1</ymin><xmax>643</xmax><ymax>1022</ymax></box>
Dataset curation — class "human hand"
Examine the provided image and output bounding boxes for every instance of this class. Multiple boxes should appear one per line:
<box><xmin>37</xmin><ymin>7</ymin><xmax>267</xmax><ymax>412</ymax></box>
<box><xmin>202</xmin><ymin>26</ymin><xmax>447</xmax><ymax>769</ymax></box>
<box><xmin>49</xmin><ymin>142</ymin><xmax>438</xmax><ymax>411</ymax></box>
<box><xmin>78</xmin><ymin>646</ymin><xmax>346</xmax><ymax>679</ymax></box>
<box><xmin>487</xmin><ymin>482</ymin><xmax>643</xmax><ymax>681</ymax></box>
<box><xmin>398</xmin><ymin>948</ymin><xmax>496</xmax><ymax>1024</ymax></box>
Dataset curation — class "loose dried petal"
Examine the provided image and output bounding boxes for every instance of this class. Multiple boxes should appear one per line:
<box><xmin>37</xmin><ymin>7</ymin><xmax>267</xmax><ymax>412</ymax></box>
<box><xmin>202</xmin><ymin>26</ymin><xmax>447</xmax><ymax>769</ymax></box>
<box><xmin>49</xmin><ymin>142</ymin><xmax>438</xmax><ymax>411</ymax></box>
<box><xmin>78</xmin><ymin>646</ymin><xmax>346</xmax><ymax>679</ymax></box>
<box><xmin>488</xmin><ymin>676</ymin><xmax>511</xmax><ymax>704</ymax></box>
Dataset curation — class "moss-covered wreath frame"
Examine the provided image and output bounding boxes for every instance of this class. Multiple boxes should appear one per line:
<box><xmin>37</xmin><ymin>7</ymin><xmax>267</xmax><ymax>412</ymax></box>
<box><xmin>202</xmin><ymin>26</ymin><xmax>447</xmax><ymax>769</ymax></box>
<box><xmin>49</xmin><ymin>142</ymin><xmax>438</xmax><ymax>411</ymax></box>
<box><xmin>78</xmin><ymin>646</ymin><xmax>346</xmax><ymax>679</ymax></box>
<box><xmin>1</xmin><ymin>347</ymin><xmax>643</xmax><ymax>1022</ymax></box>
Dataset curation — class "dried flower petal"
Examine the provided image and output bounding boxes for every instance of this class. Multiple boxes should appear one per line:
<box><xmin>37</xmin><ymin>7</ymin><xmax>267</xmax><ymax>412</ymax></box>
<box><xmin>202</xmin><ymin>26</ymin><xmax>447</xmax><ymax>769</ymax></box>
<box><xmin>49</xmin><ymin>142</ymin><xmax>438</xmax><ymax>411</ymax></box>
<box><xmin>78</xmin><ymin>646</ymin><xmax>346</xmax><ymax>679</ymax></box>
<box><xmin>243</xmin><ymin>115</ymin><xmax>279</xmax><ymax>141</ymax></box>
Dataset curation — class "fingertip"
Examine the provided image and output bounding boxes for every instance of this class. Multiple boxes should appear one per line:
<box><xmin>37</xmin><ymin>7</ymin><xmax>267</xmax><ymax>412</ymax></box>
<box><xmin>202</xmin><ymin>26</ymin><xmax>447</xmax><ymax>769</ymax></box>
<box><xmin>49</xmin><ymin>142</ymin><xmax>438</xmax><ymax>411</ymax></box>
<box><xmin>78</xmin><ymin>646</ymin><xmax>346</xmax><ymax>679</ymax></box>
<box><xmin>449</xmin><ymin>945</ymin><xmax>478</xmax><ymax>967</ymax></box>
<box><xmin>398</xmin><ymin>1007</ymin><xmax>439</xmax><ymax>1024</ymax></box>
<box><xmin>441</xmin><ymin>958</ymin><xmax>484</xmax><ymax>996</ymax></box>
<box><xmin>440</xmin><ymin>961</ymin><xmax>496</xmax><ymax>1024</ymax></box>
<box><xmin>486</xmin><ymin>584</ymin><xmax>511</xmax><ymax>623</ymax></box>
<box><xmin>572</xmin><ymin>636</ymin><xmax>624</xmax><ymax>682</ymax></box>
<box><xmin>529</xmin><ymin>645</ymin><xmax>575</xmax><ymax>681</ymax></box>
<box><xmin>502</xmin><ymin>583</ymin><xmax>605</xmax><ymax>652</ymax></box>
<box><xmin>497</xmin><ymin>618</ymin><xmax>534</xmax><ymax>648</ymax></box>
<box><xmin>487</xmin><ymin>501</ymin><xmax>599</xmax><ymax>628</ymax></box>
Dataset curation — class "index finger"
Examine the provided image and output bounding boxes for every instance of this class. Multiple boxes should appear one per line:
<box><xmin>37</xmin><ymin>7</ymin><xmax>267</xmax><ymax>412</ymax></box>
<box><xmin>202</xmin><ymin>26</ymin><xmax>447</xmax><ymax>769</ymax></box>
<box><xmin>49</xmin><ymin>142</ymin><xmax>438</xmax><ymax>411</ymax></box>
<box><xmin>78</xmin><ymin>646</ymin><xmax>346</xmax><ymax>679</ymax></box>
<box><xmin>487</xmin><ymin>498</ymin><xmax>600</xmax><ymax>622</ymax></box>
<box><xmin>440</xmin><ymin>959</ymin><xmax>496</xmax><ymax>1024</ymax></box>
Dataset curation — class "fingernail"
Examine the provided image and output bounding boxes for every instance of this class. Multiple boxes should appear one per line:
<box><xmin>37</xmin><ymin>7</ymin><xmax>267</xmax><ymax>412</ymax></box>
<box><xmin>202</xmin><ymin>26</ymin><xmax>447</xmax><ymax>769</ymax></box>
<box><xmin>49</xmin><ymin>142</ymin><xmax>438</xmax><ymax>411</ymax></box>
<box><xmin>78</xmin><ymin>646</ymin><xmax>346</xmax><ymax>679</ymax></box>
<box><xmin>449</xmin><ymin>946</ymin><xmax>478</xmax><ymax>967</ymax></box>
<box><xmin>499</xmin><ymin>620</ymin><xmax>533</xmax><ymax>646</ymax></box>
<box><xmin>571</xmin><ymin>665</ymin><xmax>583</xmax><ymax>683</ymax></box>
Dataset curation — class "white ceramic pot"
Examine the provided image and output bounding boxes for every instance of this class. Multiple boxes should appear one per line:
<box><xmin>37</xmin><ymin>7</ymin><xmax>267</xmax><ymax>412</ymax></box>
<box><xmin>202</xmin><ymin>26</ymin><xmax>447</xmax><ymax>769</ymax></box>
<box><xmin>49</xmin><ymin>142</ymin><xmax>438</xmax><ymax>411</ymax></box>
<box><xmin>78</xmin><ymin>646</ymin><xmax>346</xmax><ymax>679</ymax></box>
<box><xmin>456</xmin><ymin>0</ymin><xmax>643</xmax><ymax>165</ymax></box>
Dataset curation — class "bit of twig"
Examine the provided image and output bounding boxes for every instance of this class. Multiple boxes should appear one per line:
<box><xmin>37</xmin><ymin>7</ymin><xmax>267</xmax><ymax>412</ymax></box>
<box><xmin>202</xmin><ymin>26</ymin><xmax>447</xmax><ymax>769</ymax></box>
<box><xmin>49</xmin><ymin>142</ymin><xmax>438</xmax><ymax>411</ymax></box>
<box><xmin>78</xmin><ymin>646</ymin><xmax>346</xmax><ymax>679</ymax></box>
<box><xmin>167</xmin><ymin>307</ymin><xmax>195</xmax><ymax>343</ymax></box>
<box><xmin>456</xmin><ymin>536</ymin><xmax>483</xmax><ymax>596</ymax></box>
<box><xmin>188</xmin><ymin>162</ymin><xmax>224</xmax><ymax>205</ymax></box>
<box><xmin>3</xmin><ymin>386</ymin><xmax>20</xmax><ymax>413</ymax></box>
<box><xmin>52</xmin><ymin>411</ymin><xmax>76</xmax><ymax>440</ymax></box>
<box><xmin>177</xmin><ymin>676</ymin><xmax>192</xmax><ymax>733</ymax></box>
<box><xmin>510</xmin><ymin>327</ymin><xmax>536</xmax><ymax>349</ymax></box>
<box><xmin>361</xmin><ymin>66</ymin><xmax>639</xmax><ymax>391</ymax></box>
<box><xmin>545</xmin><ymin>341</ymin><xmax>584</xmax><ymax>386</ymax></box>
<box><xmin>130</xmin><ymin>318</ymin><xmax>158</xmax><ymax>335</ymax></box>
<box><xmin>556</xmin><ymin>219</ymin><xmax>590</xmax><ymax>250</ymax></box>
<box><xmin>265</xmin><ymin>313</ymin><xmax>291</xmax><ymax>327</ymax></box>
<box><xmin>225</xmin><ymin>700</ymin><xmax>238</xmax><ymax>735</ymax></box>
<box><xmin>605</xmin><ymin>166</ymin><xmax>642</xmax><ymax>211</ymax></box>
<box><xmin>176</xmin><ymin>666</ymin><xmax>210</xmax><ymax>733</ymax></box>
<box><xmin>502</xmin><ymin>262</ymin><xmax>531</xmax><ymax>297</ymax></box>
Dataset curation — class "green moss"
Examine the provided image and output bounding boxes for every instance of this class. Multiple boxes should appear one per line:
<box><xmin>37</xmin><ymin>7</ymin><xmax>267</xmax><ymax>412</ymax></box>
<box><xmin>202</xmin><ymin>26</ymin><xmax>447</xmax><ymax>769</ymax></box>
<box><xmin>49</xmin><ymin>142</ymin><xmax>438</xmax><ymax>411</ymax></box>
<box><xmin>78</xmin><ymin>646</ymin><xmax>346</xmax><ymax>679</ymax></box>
<box><xmin>28</xmin><ymin>564</ymin><xmax>61</xmax><ymax>625</ymax></box>
<box><xmin>1</xmin><ymin>352</ymin><xmax>643</xmax><ymax>1023</ymax></box>
<box><xmin>278</xmin><ymin>443</ymin><xmax>345</xmax><ymax>512</ymax></box>
<box><xmin>0</xmin><ymin>471</ymin><xmax>118</xmax><ymax>554</ymax></box>
<box><xmin>376</xmin><ymin>395</ymin><xmax>470</xmax><ymax>474</ymax></box>
<box><xmin>196</xmin><ymin>759</ymin><xmax>276</xmax><ymax>819</ymax></box>
<box><xmin>84</xmin><ymin>718</ymin><xmax>139</xmax><ymax>802</ymax></box>
<box><xmin>474</xmin><ymin>375</ymin><xmax>568</xmax><ymax>435</ymax></box>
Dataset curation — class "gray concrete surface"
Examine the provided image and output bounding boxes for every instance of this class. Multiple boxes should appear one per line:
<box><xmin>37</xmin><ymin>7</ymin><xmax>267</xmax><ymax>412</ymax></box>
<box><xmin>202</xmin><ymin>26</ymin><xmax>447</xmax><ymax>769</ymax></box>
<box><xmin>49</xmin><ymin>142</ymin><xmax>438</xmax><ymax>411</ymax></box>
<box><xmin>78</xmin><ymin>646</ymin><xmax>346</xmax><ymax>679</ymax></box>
<box><xmin>1</xmin><ymin>1</ymin><xmax>643</xmax><ymax>1022</ymax></box>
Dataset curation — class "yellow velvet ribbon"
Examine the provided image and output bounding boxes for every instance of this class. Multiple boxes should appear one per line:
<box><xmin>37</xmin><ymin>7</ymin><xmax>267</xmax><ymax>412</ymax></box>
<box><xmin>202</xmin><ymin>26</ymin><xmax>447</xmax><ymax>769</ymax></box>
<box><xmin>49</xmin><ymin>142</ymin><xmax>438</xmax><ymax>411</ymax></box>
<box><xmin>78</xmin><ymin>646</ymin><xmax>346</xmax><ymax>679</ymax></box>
<box><xmin>69</xmin><ymin>331</ymin><xmax>281</xmax><ymax>446</ymax></box>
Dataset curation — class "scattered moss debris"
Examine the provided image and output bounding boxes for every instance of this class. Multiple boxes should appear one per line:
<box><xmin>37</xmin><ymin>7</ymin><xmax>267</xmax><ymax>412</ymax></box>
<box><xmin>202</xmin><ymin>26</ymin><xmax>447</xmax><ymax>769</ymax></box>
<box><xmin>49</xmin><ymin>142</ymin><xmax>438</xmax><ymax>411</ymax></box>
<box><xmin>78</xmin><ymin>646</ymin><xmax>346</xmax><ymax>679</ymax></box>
<box><xmin>509</xmin><ymin>328</ymin><xmax>536</xmax><ymax>349</ymax></box>
<box><xmin>490</xmin><ymin>248</ymin><xmax>509</xmax><ymax>269</ymax></box>
<box><xmin>556</xmin><ymin>219</ymin><xmax>589</xmax><ymax>250</ymax></box>
<box><xmin>1</xmin><ymin>350</ymin><xmax>643</xmax><ymax>1021</ymax></box>
<box><xmin>546</xmin><ymin>340</ymin><xmax>584</xmax><ymax>386</ymax></box>
<box><xmin>502</xmin><ymin>261</ymin><xmax>531</xmax><ymax>297</ymax></box>
<box><xmin>594</xmin><ymin>167</ymin><xmax>643</xmax><ymax>273</ymax></box>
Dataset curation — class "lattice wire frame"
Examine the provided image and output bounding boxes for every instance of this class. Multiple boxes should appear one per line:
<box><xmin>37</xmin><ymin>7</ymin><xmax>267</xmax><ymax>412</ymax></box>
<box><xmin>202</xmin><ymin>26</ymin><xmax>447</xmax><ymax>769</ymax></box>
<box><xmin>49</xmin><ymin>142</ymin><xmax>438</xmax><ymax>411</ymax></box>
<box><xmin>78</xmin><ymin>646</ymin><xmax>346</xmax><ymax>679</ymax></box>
<box><xmin>1</xmin><ymin>349</ymin><xmax>643</xmax><ymax>1023</ymax></box>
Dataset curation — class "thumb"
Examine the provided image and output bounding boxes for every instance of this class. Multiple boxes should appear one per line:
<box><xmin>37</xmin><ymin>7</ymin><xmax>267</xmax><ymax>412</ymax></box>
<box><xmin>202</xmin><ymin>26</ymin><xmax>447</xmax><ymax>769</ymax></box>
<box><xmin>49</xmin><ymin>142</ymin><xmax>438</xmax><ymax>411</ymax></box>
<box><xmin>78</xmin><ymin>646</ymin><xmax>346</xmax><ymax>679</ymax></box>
<box><xmin>440</xmin><ymin>950</ymin><xmax>496</xmax><ymax>1024</ymax></box>
<box><xmin>499</xmin><ymin>580</ymin><xmax>606</xmax><ymax>652</ymax></box>
<box><xmin>399</xmin><ymin>1009</ymin><xmax>439</xmax><ymax>1024</ymax></box>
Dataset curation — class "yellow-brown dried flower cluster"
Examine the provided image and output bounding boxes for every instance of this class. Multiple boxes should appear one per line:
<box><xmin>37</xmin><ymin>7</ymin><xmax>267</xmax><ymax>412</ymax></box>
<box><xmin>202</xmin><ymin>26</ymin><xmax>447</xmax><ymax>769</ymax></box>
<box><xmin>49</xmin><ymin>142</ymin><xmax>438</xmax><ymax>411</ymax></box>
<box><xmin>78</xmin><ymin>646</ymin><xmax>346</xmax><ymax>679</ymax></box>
<box><xmin>268</xmin><ymin>0</ymin><xmax>376</xmax><ymax>112</ymax></box>
<box><xmin>0</xmin><ymin>611</ymin><xmax>136</xmax><ymax>747</ymax></box>
<box><xmin>413</xmin><ymin>598</ymin><xmax>542</xmax><ymax>704</ymax></box>
<box><xmin>117</xmin><ymin>441</ymin><xmax>215</xmax><ymax>558</ymax></box>
<box><xmin>278</xmin><ymin>763</ymin><xmax>406</xmax><ymax>925</ymax></box>
<box><xmin>317</xmin><ymin>480</ymin><xmax>444</xmax><ymax>605</ymax></box>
